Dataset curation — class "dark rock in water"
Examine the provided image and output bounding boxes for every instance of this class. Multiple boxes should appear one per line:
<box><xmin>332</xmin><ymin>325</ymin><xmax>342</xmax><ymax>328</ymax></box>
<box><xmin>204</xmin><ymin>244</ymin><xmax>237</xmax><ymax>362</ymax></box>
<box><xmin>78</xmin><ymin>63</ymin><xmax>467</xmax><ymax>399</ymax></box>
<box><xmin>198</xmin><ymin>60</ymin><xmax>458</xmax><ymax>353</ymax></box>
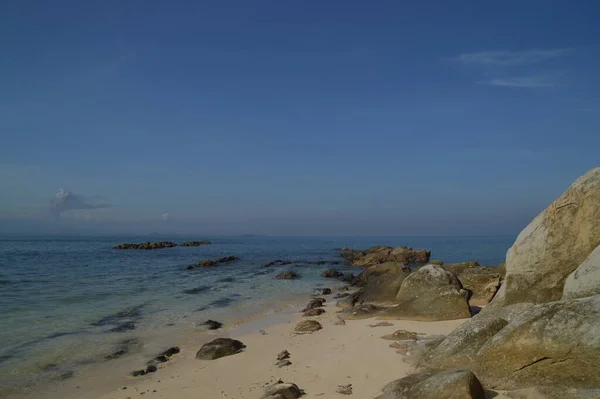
<box><xmin>91</xmin><ymin>305</ymin><xmax>145</xmax><ymax>327</ymax></box>
<box><xmin>298</xmin><ymin>260</ymin><xmax>343</xmax><ymax>265</ymax></box>
<box><xmin>321</xmin><ymin>269</ymin><xmax>344</xmax><ymax>278</ymax></box>
<box><xmin>275</xmin><ymin>271</ymin><xmax>299</xmax><ymax>280</ymax></box>
<box><xmin>131</xmin><ymin>369</ymin><xmax>146</xmax><ymax>377</ymax></box>
<box><xmin>304</xmin><ymin>298</ymin><xmax>326</xmax><ymax>310</ymax></box>
<box><xmin>180</xmin><ymin>240</ymin><xmax>211</xmax><ymax>246</ymax></box>
<box><xmin>209</xmin><ymin>297</ymin><xmax>237</xmax><ymax>308</ymax></box>
<box><xmin>303</xmin><ymin>308</ymin><xmax>325</xmax><ymax>316</ymax></box>
<box><xmin>105</xmin><ymin>349</ymin><xmax>127</xmax><ymax>360</ymax></box>
<box><xmin>113</xmin><ymin>241</ymin><xmax>177</xmax><ymax>250</ymax></box>
<box><xmin>187</xmin><ymin>256</ymin><xmax>239</xmax><ymax>269</ymax></box>
<box><xmin>105</xmin><ymin>338</ymin><xmax>142</xmax><ymax>360</ymax></box>
<box><xmin>182</xmin><ymin>285</ymin><xmax>211</xmax><ymax>295</ymax></box>
<box><xmin>201</xmin><ymin>320</ymin><xmax>223</xmax><ymax>330</ymax></box>
<box><xmin>145</xmin><ymin>364</ymin><xmax>157</xmax><ymax>373</ymax></box>
<box><xmin>195</xmin><ymin>338</ymin><xmax>245</xmax><ymax>360</ymax></box>
<box><xmin>313</xmin><ymin>288</ymin><xmax>332</xmax><ymax>295</ymax></box>
<box><xmin>294</xmin><ymin>319</ymin><xmax>322</xmax><ymax>334</ymax></box>
<box><xmin>264</xmin><ymin>259</ymin><xmax>293</xmax><ymax>267</ymax></box>
<box><xmin>216</xmin><ymin>276</ymin><xmax>236</xmax><ymax>283</ymax></box>
<box><xmin>261</xmin><ymin>380</ymin><xmax>303</xmax><ymax>399</ymax></box>
<box><xmin>376</xmin><ymin>369</ymin><xmax>486</xmax><ymax>399</ymax></box>
<box><xmin>107</xmin><ymin>322</ymin><xmax>136</xmax><ymax>333</ymax></box>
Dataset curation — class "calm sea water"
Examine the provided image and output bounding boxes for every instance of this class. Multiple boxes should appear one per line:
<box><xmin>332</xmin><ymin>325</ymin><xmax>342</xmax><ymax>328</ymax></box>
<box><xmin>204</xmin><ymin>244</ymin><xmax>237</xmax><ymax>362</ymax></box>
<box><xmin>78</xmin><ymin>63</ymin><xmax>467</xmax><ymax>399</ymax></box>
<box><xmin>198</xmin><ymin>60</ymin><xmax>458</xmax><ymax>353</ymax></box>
<box><xmin>0</xmin><ymin>235</ymin><xmax>513</xmax><ymax>397</ymax></box>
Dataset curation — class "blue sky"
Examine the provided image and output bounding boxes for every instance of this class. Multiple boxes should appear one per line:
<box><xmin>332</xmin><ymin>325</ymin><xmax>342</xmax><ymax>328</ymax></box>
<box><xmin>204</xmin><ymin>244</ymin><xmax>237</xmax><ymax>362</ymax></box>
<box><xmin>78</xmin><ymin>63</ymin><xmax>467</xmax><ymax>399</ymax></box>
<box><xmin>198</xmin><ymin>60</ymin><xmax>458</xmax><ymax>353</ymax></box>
<box><xmin>1</xmin><ymin>0</ymin><xmax>599</xmax><ymax>235</ymax></box>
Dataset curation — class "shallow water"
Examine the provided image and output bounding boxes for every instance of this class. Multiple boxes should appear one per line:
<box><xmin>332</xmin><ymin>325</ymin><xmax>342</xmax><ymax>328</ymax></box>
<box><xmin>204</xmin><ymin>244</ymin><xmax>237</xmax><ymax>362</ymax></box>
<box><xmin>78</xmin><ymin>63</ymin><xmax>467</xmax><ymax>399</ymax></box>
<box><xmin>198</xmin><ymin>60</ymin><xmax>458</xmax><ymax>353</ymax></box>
<box><xmin>0</xmin><ymin>235</ymin><xmax>512</xmax><ymax>396</ymax></box>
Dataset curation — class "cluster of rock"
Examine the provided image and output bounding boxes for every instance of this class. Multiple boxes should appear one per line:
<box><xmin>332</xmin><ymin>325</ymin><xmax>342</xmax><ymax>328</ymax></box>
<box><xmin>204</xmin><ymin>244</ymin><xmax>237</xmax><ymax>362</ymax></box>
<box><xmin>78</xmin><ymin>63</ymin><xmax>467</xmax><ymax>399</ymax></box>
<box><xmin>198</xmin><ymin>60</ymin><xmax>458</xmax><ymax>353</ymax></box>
<box><xmin>186</xmin><ymin>256</ymin><xmax>239</xmax><ymax>269</ymax></box>
<box><xmin>113</xmin><ymin>240</ymin><xmax>211</xmax><ymax>250</ymax></box>
<box><xmin>375</xmin><ymin>167</ymin><xmax>600</xmax><ymax>397</ymax></box>
<box><xmin>131</xmin><ymin>346</ymin><xmax>180</xmax><ymax>376</ymax></box>
<box><xmin>340</xmin><ymin>246</ymin><xmax>431</xmax><ymax>266</ymax></box>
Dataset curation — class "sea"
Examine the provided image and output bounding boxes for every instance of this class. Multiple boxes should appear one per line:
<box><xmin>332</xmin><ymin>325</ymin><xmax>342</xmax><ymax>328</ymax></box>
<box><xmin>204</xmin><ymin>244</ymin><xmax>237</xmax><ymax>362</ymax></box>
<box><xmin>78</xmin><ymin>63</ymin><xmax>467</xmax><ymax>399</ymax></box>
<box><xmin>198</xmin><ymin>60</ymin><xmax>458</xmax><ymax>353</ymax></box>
<box><xmin>0</xmin><ymin>235</ymin><xmax>513</xmax><ymax>398</ymax></box>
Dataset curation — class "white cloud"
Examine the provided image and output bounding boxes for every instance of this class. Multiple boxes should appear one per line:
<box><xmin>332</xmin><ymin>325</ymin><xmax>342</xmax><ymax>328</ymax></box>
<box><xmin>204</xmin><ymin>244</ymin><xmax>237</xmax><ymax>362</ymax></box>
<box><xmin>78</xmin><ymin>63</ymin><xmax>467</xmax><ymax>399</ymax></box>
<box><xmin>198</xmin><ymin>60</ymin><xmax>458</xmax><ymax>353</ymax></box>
<box><xmin>161</xmin><ymin>213</ymin><xmax>169</xmax><ymax>221</ymax></box>
<box><xmin>455</xmin><ymin>48</ymin><xmax>572</xmax><ymax>67</ymax></box>
<box><xmin>50</xmin><ymin>188</ymin><xmax>112</xmax><ymax>219</ymax></box>
<box><xmin>479</xmin><ymin>76</ymin><xmax>556</xmax><ymax>88</ymax></box>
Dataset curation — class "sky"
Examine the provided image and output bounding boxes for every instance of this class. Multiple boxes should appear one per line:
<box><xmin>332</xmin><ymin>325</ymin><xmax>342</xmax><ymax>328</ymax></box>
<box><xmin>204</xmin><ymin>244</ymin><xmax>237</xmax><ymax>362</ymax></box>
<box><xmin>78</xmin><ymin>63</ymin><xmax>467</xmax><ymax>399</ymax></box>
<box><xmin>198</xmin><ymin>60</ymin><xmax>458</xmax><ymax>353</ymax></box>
<box><xmin>1</xmin><ymin>0</ymin><xmax>599</xmax><ymax>236</ymax></box>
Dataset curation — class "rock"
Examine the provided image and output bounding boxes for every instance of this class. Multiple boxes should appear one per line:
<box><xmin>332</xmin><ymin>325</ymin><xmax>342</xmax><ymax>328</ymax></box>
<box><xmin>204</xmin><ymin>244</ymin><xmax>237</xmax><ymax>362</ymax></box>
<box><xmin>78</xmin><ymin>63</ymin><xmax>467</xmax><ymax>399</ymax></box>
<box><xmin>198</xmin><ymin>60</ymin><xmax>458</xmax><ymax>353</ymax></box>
<box><xmin>195</xmin><ymin>338</ymin><xmax>245</xmax><ymax>360</ymax></box>
<box><xmin>321</xmin><ymin>269</ymin><xmax>344</xmax><ymax>278</ymax></box>
<box><xmin>113</xmin><ymin>241</ymin><xmax>177</xmax><ymax>250</ymax></box>
<box><xmin>422</xmin><ymin>295</ymin><xmax>600</xmax><ymax>389</ymax></box>
<box><xmin>148</xmin><ymin>347</ymin><xmax>180</xmax><ymax>364</ymax></box>
<box><xmin>261</xmin><ymin>380</ymin><xmax>303</xmax><ymax>399</ymax></box>
<box><xmin>337</xmin><ymin>384</ymin><xmax>353</xmax><ymax>395</ymax></box>
<box><xmin>563</xmin><ymin>244</ymin><xmax>600</xmax><ymax>300</ymax></box>
<box><xmin>343</xmin><ymin>304</ymin><xmax>383</xmax><ymax>320</ymax></box>
<box><xmin>201</xmin><ymin>320</ymin><xmax>223</xmax><ymax>330</ymax></box>
<box><xmin>429</xmin><ymin>260</ymin><xmax>444</xmax><ymax>265</ymax></box>
<box><xmin>353</xmin><ymin>262</ymin><xmax>412</xmax><ymax>304</ymax></box>
<box><xmin>381</xmin><ymin>330</ymin><xmax>418</xmax><ymax>341</ymax></box>
<box><xmin>334</xmin><ymin>292</ymin><xmax>350</xmax><ymax>299</ymax></box>
<box><xmin>336</xmin><ymin>291</ymin><xmax>361</xmax><ymax>309</ymax></box>
<box><xmin>275</xmin><ymin>271</ymin><xmax>299</xmax><ymax>280</ymax></box>
<box><xmin>276</xmin><ymin>359</ymin><xmax>292</xmax><ymax>368</ymax></box>
<box><xmin>107</xmin><ymin>322</ymin><xmax>136</xmax><ymax>333</ymax></box>
<box><xmin>497</xmin><ymin>167</ymin><xmax>600</xmax><ymax>306</ymax></box>
<box><xmin>442</xmin><ymin>261</ymin><xmax>481</xmax><ymax>275</ymax></box>
<box><xmin>187</xmin><ymin>256</ymin><xmax>239</xmax><ymax>269</ymax></box>
<box><xmin>304</xmin><ymin>298</ymin><xmax>326</xmax><ymax>310</ymax></box>
<box><xmin>264</xmin><ymin>259</ymin><xmax>293</xmax><ymax>267</ymax></box>
<box><xmin>294</xmin><ymin>320</ymin><xmax>322</xmax><ymax>334</ymax></box>
<box><xmin>335</xmin><ymin>318</ymin><xmax>346</xmax><ymax>326</ymax></box>
<box><xmin>444</xmin><ymin>264</ymin><xmax>502</xmax><ymax>306</ymax></box>
<box><xmin>313</xmin><ymin>288</ymin><xmax>332</xmax><ymax>295</ymax></box>
<box><xmin>381</xmin><ymin>265</ymin><xmax>471</xmax><ymax>321</ymax></box>
<box><xmin>377</xmin><ymin>369</ymin><xmax>486</xmax><ymax>399</ymax></box>
<box><xmin>303</xmin><ymin>308</ymin><xmax>325</xmax><ymax>316</ymax></box>
<box><xmin>504</xmin><ymin>386</ymin><xmax>600</xmax><ymax>399</ymax></box>
<box><xmin>369</xmin><ymin>321</ymin><xmax>394</xmax><ymax>327</ymax></box>
<box><xmin>180</xmin><ymin>240</ymin><xmax>211</xmax><ymax>246</ymax></box>
<box><xmin>342</xmin><ymin>246</ymin><xmax>431</xmax><ymax>267</ymax></box>
<box><xmin>277</xmin><ymin>350</ymin><xmax>290</xmax><ymax>360</ymax></box>
<box><xmin>145</xmin><ymin>364</ymin><xmax>157</xmax><ymax>373</ymax></box>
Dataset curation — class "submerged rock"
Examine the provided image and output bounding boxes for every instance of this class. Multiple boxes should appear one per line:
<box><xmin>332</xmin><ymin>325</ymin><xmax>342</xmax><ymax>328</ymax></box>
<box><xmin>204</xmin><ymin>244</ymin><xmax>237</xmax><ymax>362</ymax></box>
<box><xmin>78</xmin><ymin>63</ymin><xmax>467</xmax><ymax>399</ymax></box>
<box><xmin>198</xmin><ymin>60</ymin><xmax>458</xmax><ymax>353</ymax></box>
<box><xmin>180</xmin><ymin>240</ymin><xmax>211</xmax><ymax>246</ymax></box>
<box><xmin>321</xmin><ymin>269</ymin><xmax>344</xmax><ymax>278</ymax></box>
<box><xmin>275</xmin><ymin>271</ymin><xmax>299</xmax><ymax>280</ymax></box>
<box><xmin>113</xmin><ymin>241</ymin><xmax>177</xmax><ymax>250</ymax></box>
<box><xmin>187</xmin><ymin>256</ymin><xmax>239</xmax><ymax>269</ymax></box>
<box><xmin>107</xmin><ymin>322</ymin><xmax>136</xmax><ymax>333</ymax></box>
<box><xmin>195</xmin><ymin>338</ymin><xmax>245</xmax><ymax>360</ymax></box>
<box><xmin>294</xmin><ymin>320</ymin><xmax>322</xmax><ymax>334</ymax></box>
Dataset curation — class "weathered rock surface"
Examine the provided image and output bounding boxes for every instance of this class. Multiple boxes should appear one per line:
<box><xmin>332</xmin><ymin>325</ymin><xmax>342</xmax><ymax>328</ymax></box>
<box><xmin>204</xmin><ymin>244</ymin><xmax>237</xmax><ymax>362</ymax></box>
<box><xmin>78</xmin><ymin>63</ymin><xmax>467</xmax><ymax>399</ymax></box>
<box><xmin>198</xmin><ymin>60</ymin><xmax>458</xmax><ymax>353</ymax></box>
<box><xmin>343</xmin><ymin>304</ymin><xmax>384</xmax><ymax>320</ymax></box>
<box><xmin>148</xmin><ymin>346</ymin><xmax>180</xmax><ymax>365</ymax></box>
<box><xmin>261</xmin><ymin>380</ymin><xmax>303</xmax><ymax>399</ymax></box>
<box><xmin>180</xmin><ymin>240</ymin><xmax>211</xmax><ymax>246</ymax></box>
<box><xmin>563</xmin><ymin>244</ymin><xmax>600</xmax><ymax>300</ymax></box>
<box><xmin>187</xmin><ymin>256</ymin><xmax>239</xmax><ymax>269</ymax></box>
<box><xmin>377</xmin><ymin>369</ymin><xmax>486</xmax><ymax>399</ymax></box>
<box><xmin>302</xmin><ymin>308</ymin><xmax>325</xmax><ymax>317</ymax></box>
<box><xmin>444</xmin><ymin>263</ymin><xmax>502</xmax><ymax>306</ymax></box>
<box><xmin>304</xmin><ymin>298</ymin><xmax>326</xmax><ymax>310</ymax></box>
<box><xmin>504</xmin><ymin>386</ymin><xmax>600</xmax><ymax>399</ymax></box>
<box><xmin>195</xmin><ymin>338</ymin><xmax>245</xmax><ymax>360</ymax></box>
<box><xmin>294</xmin><ymin>320</ymin><xmax>322</xmax><ymax>334</ymax></box>
<box><xmin>321</xmin><ymin>269</ymin><xmax>344</xmax><ymax>278</ymax></box>
<box><xmin>114</xmin><ymin>241</ymin><xmax>177</xmax><ymax>250</ymax></box>
<box><xmin>496</xmin><ymin>167</ymin><xmax>600</xmax><ymax>306</ymax></box>
<box><xmin>275</xmin><ymin>271</ymin><xmax>299</xmax><ymax>280</ymax></box>
<box><xmin>353</xmin><ymin>262</ymin><xmax>412</xmax><ymax>304</ymax></box>
<box><xmin>381</xmin><ymin>330</ymin><xmax>418</xmax><ymax>341</ymax></box>
<box><xmin>381</xmin><ymin>265</ymin><xmax>471</xmax><ymax>321</ymax></box>
<box><xmin>421</xmin><ymin>295</ymin><xmax>600</xmax><ymax>389</ymax></box>
<box><xmin>341</xmin><ymin>246</ymin><xmax>431</xmax><ymax>267</ymax></box>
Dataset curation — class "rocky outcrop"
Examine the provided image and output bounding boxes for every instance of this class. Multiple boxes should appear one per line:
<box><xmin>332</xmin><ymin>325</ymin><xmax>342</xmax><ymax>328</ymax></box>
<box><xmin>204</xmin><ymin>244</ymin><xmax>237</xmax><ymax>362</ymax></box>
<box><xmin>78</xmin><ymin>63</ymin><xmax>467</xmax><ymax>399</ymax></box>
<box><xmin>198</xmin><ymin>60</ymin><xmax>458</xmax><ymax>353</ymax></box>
<box><xmin>381</xmin><ymin>265</ymin><xmax>471</xmax><ymax>321</ymax></box>
<box><xmin>495</xmin><ymin>167</ymin><xmax>600</xmax><ymax>306</ymax></box>
<box><xmin>294</xmin><ymin>320</ymin><xmax>322</xmax><ymax>334</ymax></box>
<box><xmin>563</xmin><ymin>244</ymin><xmax>600</xmax><ymax>300</ymax></box>
<box><xmin>186</xmin><ymin>256</ymin><xmax>239</xmax><ymax>269</ymax></box>
<box><xmin>113</xmin><ymin>241</ymin><xmax>177</xmax><ymax>250</ymax></box>
<box><xmin>376</xmin><ymin>369</ymin><xmax>486</xmax><ymax>399</ymax></box>
<box><xmin>321</xmin><ymin>269</ymin><xmax>344</xmax><ymax>278</ymax></box>
<box><xmin>275</xmin><ymin>271</ymin><xmax>299</xmax><ymax>280</ymax></box>
<box><xmin>180</xmin><ymin>240</ymin><xmax>211</xmax><ymax>246</ymax></box>
<box><xmin>195</xmin><ymin>338</ymin><xmax>245</xmax><ymax>360</ymax></box>
<box><xmin>353</xmin><ymin>262</ymin><xmax>411</xmax><ymax>304</ymax></box>
<box><xmin>443</xmin><ymin>263</ymin><xmax>502</xmax><ymax>306</ymax></box>
<box><xmin>341</xmin><ymin>246</ymin><xmax>431</xmax><ymax>267</ymax></box>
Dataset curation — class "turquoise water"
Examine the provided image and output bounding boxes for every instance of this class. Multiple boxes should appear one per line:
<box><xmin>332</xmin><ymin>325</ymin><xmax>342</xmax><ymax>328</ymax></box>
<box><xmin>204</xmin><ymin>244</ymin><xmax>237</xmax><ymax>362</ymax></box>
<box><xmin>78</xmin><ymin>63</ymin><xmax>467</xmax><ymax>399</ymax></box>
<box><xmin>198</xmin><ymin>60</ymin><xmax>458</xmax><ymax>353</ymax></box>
<box><xmin>0</xmin><ymin>235</ymin><xmax>512</xmax><ymax>396</ymax></box>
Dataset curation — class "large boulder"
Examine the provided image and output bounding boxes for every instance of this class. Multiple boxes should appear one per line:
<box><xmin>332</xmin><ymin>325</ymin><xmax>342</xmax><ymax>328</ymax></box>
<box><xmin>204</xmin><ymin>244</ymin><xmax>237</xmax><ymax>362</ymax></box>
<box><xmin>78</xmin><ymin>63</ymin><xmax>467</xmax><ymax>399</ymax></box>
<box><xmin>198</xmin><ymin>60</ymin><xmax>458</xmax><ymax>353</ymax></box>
<box><xmin>376</xmin><ymin>369</ymin><xmax>486</xmax><ymax>399</ymax></box>
<box><xmin>495</xmin><ymin>167</ymin><xmax>600</xmax><ymax>306</ymax></box>
<box><xmin>421</xmin><ymin>295</ymin><xmax>600</xmax><ymax>390</ymax></box>
<box><xmin>294</xmin><ymin>320</ymin><xmax>322</xmax><ymax>334</ymax></box>
<box><xmin>195</xmin><ymin>338</ymin><xmax>245</xmax><ymax>360</ymax></box>
<box><xmin>354</xmin><ymin>262</ymin><xmax>412</xmax><ymax>304</ymax></box>
<box><xmin>261</xmin><ymin>380</ymin><xmax>303</xmax><ymax>399</ymax></box>
<box><xmin>563</xmin><ymin>244</ymin><xmax>600</xmax><ymax>300</ymax></box>
<box><xmin>380</xmin><ymin>265</ymin><xmax>471</xmax><ymax>321</ymax></box>
<box><xmin>342</xmin><ymin>246</ymin><xmax>431</xmax><ymax>267</ymax></box>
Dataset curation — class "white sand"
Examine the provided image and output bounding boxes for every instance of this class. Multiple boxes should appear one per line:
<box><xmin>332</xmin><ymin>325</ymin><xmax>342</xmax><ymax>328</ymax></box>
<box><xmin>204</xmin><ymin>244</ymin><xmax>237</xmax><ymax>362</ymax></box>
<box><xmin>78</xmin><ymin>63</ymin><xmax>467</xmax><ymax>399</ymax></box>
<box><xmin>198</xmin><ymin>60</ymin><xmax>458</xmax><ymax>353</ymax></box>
<box><xmin>89</xmin><ymin>299</ymin><xmax>468</xmax><ymax>399</ymax></box>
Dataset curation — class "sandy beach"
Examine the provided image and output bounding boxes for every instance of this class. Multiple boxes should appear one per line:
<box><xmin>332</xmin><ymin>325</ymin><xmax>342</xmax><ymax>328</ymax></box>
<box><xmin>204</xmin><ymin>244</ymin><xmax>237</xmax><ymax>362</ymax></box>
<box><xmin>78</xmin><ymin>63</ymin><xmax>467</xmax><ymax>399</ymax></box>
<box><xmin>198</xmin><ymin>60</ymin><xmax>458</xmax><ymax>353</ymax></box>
<box><xmin>77</xmin><ymin>297</ymin><xmax>467</xmax><ymax>399</ymax></box>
